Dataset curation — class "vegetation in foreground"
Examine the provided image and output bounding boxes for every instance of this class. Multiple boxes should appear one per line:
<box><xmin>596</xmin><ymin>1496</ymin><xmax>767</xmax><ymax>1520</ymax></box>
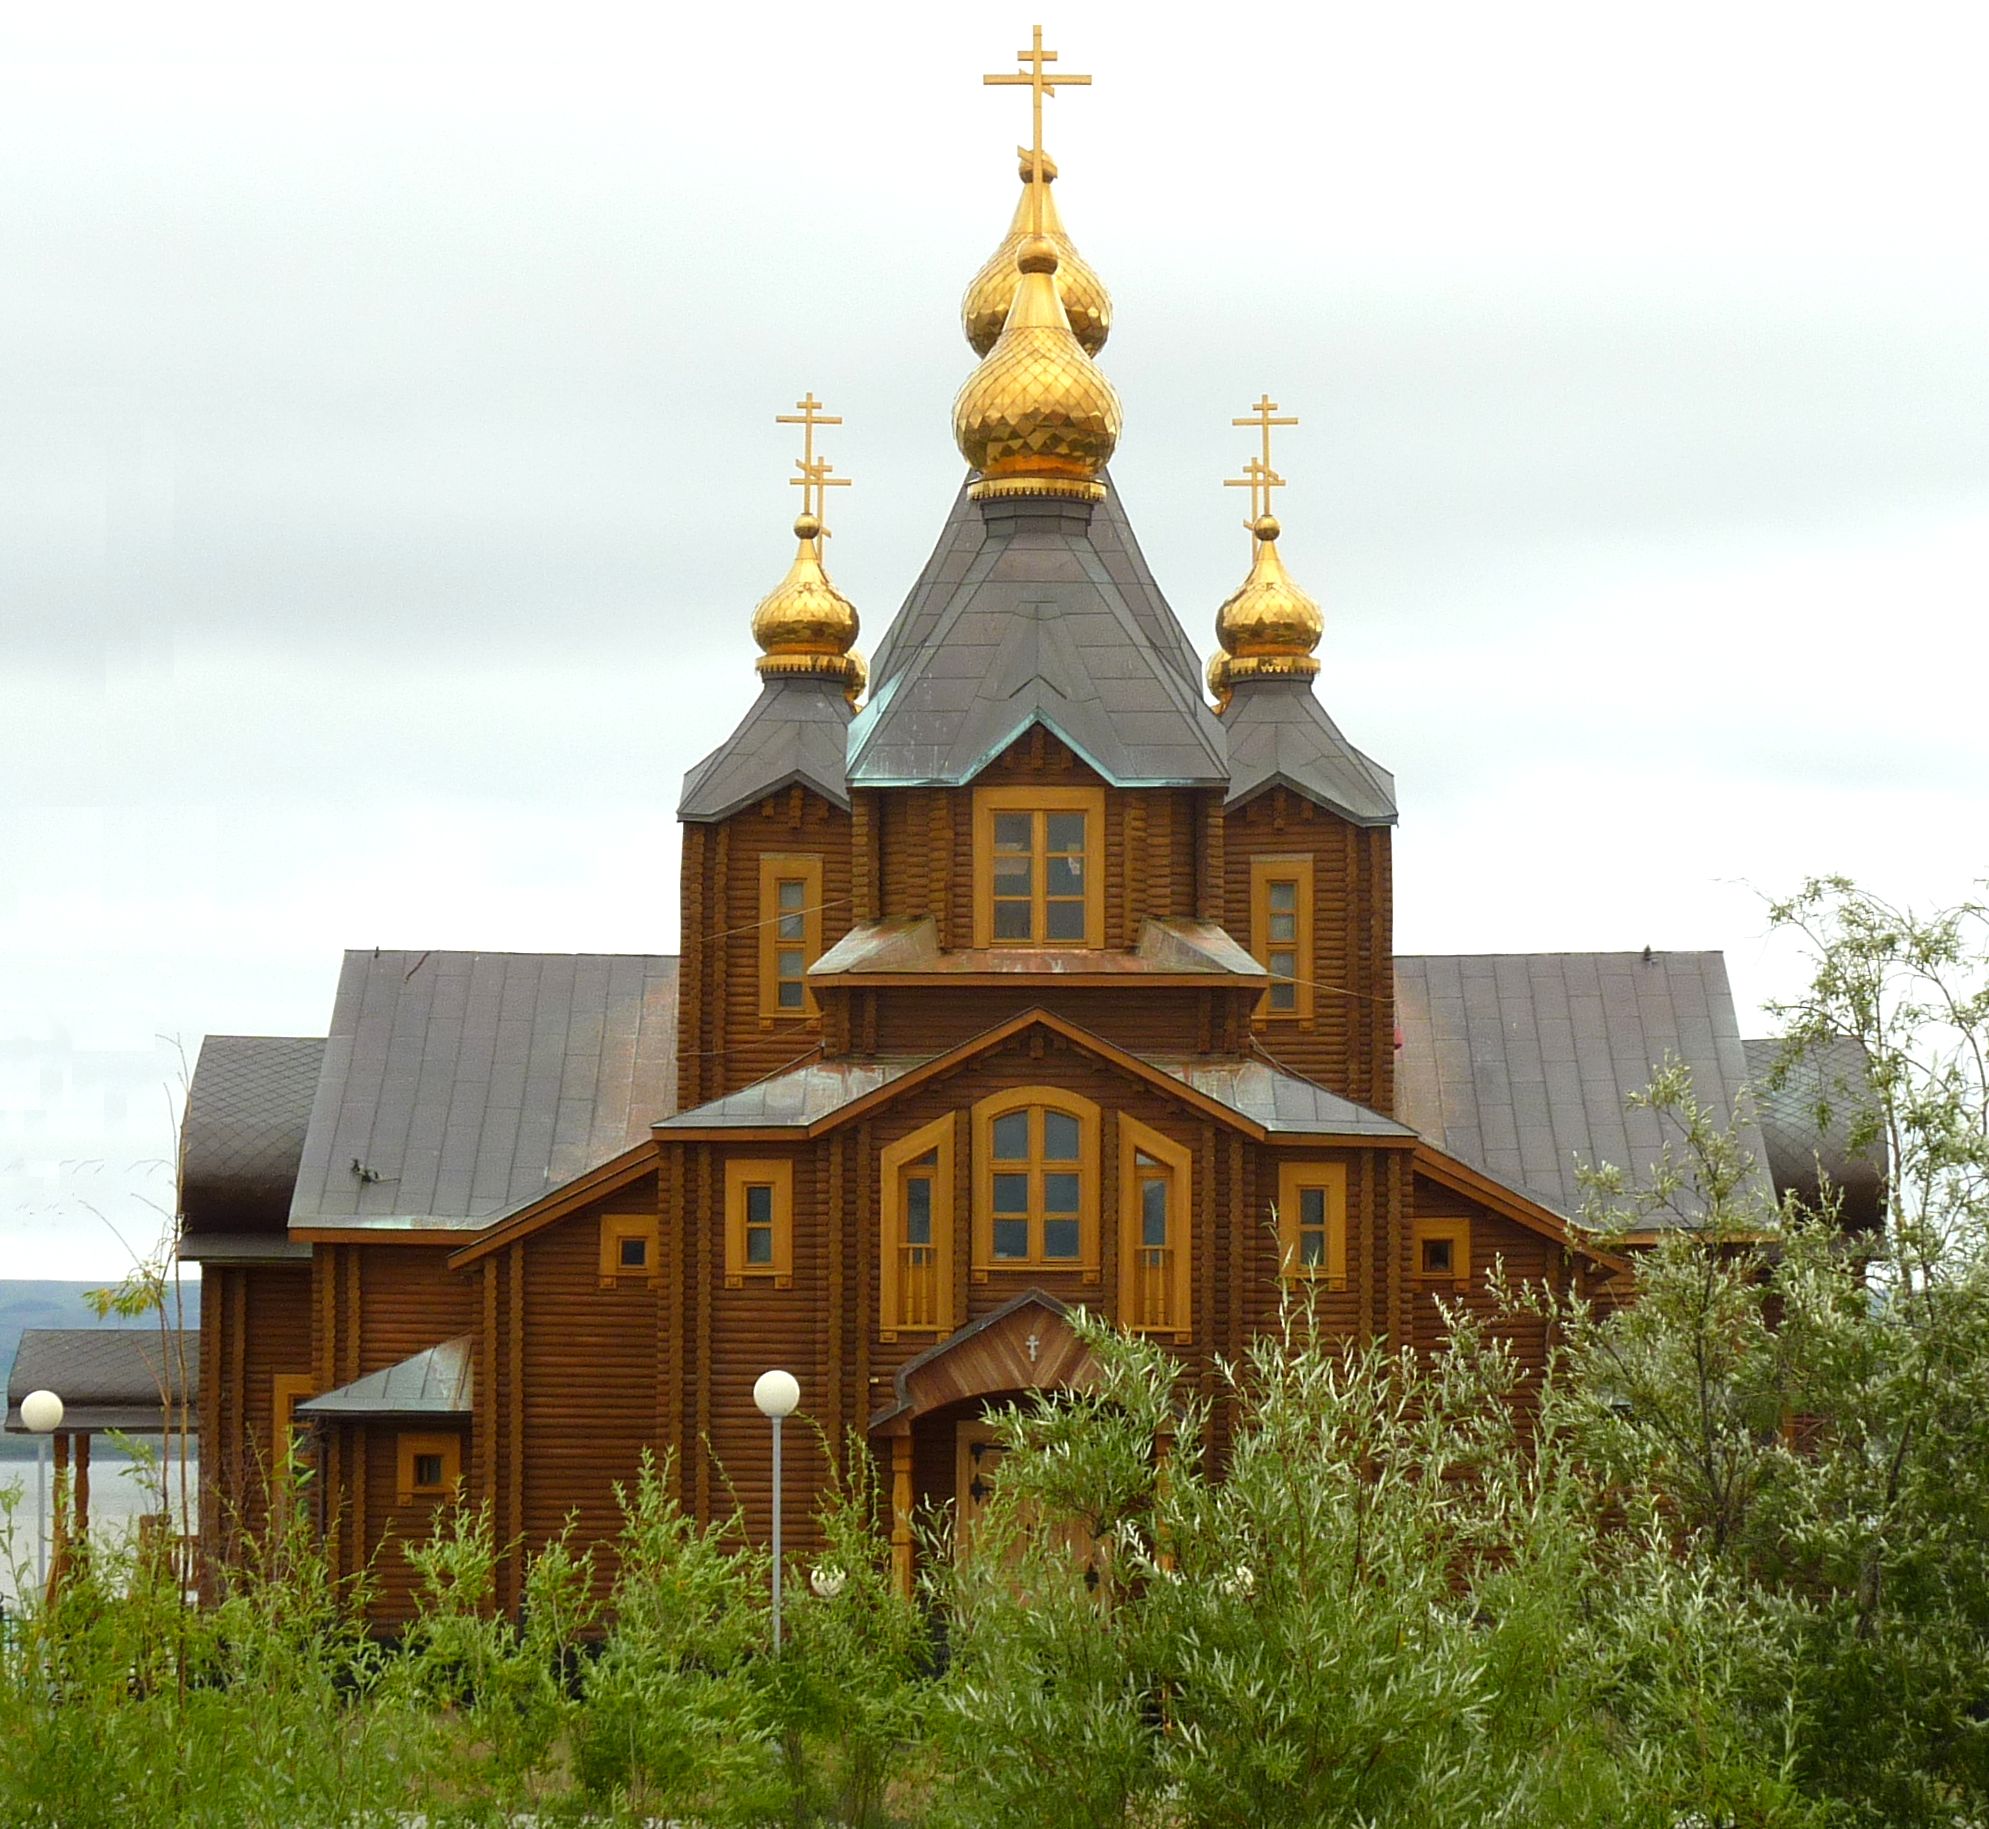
<box><xmin>3</xmin><ymin>876</ymin><xmax>1988</xmax><ymax>1829</ymax></box>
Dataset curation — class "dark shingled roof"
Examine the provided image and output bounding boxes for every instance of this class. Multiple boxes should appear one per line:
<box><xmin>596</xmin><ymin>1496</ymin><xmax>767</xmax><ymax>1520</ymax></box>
<box><xmin>847</xmin><ymin>491</ymin><xmax>1228</xmax><ymax>788</ymax></box>
<box><xmin>6</xmin><ymin>1329</ymin><xmax>197</xmax><ymax>1434</ymax></box>
<box><xmin>1394</xmin><ymin>951</ymin><xmax>1773</xmax><ymax>1224</ymax></box>
<box><xmin>867</xmin><ymin>473</ymin><xmax>1206</xmax><ymax>702</ymax></box>
<box><xmin>678</xmin><ymin>674</ymin><xmax>854</xmax><ymax>823</ymax></box>
<box><xmin>297</xmin><ymin>1337</ymin><xmax>472</xmax><ymax>1418</ymax></box>
<box><xmin>1220</xmin><ymin>678</ymin><xmax>1397</xmax><ymax>825</ymax></box>
<box><xmin>180</xmin><ymin>1035</ymin><xmax>326</xmax><ymax>1232</ymax></box>
<box><xmin>289</xmin><ymin>949</ymin><xmax>678</xmax><ymax>1232</ymax></box>
<box><xmin>1743</xmin><ymin>1036</ymin><xmax>1887</xmax><ymax>1230</ymax></box>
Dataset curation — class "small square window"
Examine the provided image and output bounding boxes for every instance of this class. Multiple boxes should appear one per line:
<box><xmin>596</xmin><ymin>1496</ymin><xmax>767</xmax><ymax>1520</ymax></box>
<box><xmin>619</xmin><ymin>1234</ymin><xmax>648</xmax><ymax>1269</ymax></box>
<box><xmin>1422</xmin><ymin>1236</ymin><xmax>1452</xmax><ymax>1276</ymax></box>
<box><xmin>413</xmin><ymin>1453</ymin><xmax>445</xmax><ymax>1490</ymax></box>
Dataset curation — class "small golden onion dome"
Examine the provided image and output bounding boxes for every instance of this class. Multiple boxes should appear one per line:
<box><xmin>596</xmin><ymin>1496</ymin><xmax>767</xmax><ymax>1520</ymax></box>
<box><xmin>844</xmin><ymin>648</ymin><xmax>868</xmax><ymax>708</ymax></box>
<box><xmin>1214</xmin><ymin>514</ymin><xmax>1323</xmax><ymax>682</ymax></box>
<box><xmin>962</xmin><ymin>149</ymin><xmax>1111</xmax><ymax>359</ymax></box>
<box><xmin>752</xmin><ymin>512</ymin><xmax>863</xmax><ymax>689</ymax></box>
<box><xmin>954</xmin><ymin>236</ymin><xmax>1122</xmax><ymax>504</ymax></box>
<box><xmin>1207</xmin><ymin>650</ymin><xmax>1235</xmax><ymax>715</ymax></box>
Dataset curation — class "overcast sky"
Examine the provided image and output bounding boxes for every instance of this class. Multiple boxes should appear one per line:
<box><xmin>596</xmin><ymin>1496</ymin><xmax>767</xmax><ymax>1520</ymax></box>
<box><xmin>3</xmin><ymin>0</ymin><xmax>1986</xmax><ymax>1281</ymax></box>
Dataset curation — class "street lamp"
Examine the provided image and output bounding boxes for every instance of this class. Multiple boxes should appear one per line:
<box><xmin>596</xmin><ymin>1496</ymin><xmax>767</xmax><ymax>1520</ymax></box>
<box><xmin>20</xmin><ymin>1389</ymin><xmax>63</xmax><ymax>1590</ymax></box>
<box><xmin>752</xmin><ymin>1368</ymin><xmax>800</xmax><ymax>1649</ymax></box>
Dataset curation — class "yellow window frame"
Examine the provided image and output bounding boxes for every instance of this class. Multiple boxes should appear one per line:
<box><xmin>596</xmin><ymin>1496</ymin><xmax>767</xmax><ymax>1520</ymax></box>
<box><xmin>758</xmin><ymin>853</ymin><xmax>824</xmax><ymax>1021</ymax></box>
<box><xmin>724</xmin><ymin>1157</ymin><xmax>795</xmax><ymax>1288</ymax></box>
<box><xmin>1413</xmin><ymin>1217</ymin><xmax>1472</xmax><ymax>1291</ymax></box>
<box><xmin>598</xmin><ymin>1210</ymin><xmax>659</xmax><ymax>1288</ymax></box>
<box><xmin>880</xmin><ymin>1113</ymin><xmax>957</xmax><ymax>1339</ymax></box>
<box><xmin>1117</xmin><ymin>1114</ymin><xmax>1193</xmax><ymax>1341</ymax></box>
<box><xmin>971</xmin><ymin>1085</ymin><xmax>1101</xmax><ymax>1277</ymax></box>
<box><xmin>271</xmin><ymin>1372</ymin><xmax>314</xmax><ymax>1482</ymax></box>
<box><xmin>396</xmin><ymin>1431</ymin><xmax>462</xmax><ymax>1506</ymax></box>
<box><xmin>1276</xmin><ymin>1159</ymin><xmax>1349</xmax><ymax>1287</ymax></box>
<box><xmin>971</xmin><ymin>785</ymin><xmax>1106</xmax><ymax>949</ymax></box>
<box><xmin>1250</xmin><ymin>854</ymin><xmax>1315</xmax><ymax>1022</ymax></box>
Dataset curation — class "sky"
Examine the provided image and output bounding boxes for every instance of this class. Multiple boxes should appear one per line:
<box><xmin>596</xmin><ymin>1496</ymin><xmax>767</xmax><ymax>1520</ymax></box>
<box><xmin>2</xmin><ymin>0</ymin><xmax>1986</xmax><ymax>1281</ymax></box>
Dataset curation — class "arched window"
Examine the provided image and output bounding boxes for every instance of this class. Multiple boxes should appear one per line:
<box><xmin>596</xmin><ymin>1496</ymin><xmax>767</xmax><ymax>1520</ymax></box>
<box><xmin>1117</xmin><ymin>1116</ymin><xmax>1192</xmax><ymax>1340</ymax></box>
<box><xmin>972</xmin><ymin>1088</ymin><xmax>1100</xmax><ymax>1277</ymax></box>
<box><xmin>881</xmin><ymin>1114</ymin><xmax>957</xmax><ymax>1338</ymax></box>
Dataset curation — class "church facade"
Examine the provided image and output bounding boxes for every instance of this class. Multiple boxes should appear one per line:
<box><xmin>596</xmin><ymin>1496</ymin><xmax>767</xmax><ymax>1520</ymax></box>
<box><xmin>175</xmin><ymin>39</ymin><xmax>1837</xmax><ymax>1626</ymax></box>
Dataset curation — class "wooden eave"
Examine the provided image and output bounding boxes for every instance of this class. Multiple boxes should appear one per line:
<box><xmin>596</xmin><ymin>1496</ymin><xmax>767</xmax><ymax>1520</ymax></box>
<box><xmin>291</xmin><ymin>1227</ymin><xmax>492</xmax><ymax>1247</ymax></box>
<box><xmin>656</xmin><ymin>1006</ymin><xmax>1411</xmax><ymax>1149</ymax></box>
<box><xmin>446</xmin><ymin>1139</ymin><xmax>661</xmax><ymax>1269</ymax></box>
<box><xmin>1412</xmin><ymin>1144</ymin><xmax>1631</xmax><ymax>1276</ymax></box>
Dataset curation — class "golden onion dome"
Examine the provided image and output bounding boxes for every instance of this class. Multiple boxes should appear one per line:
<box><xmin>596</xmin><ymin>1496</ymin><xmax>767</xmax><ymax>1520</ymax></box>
<box><xmin>1207</xmin><ymin>650</ymin><xmax>1235</xmax><ymax>716</ymax></box>
<box><xmin>752</xmin><ymin>509</ymin><xmax>863</xmax><ymax>689</ymax></box>
<box><xmin>1214</xmin><ymin>514</ymin><xmax>1323</xmax><ymax>682</ymax></box>
<box><xmin>844</xmin><ymin>647</ymin><xmax>868</xmax><ymax>708</ymax></box>
<box><xmin>954</xmin><ymin>235</ymin><xmax>1122</xmax><ymax>503</ymax></box>
<box><xmin>962</xmin><ymin>150</ymin><xmax>1111</xmax><ymax>359</ymax></box>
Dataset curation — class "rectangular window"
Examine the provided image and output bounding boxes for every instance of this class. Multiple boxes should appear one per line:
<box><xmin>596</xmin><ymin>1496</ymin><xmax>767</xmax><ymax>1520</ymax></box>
<box><xmin>271</xmin><ymin>1373</ymin><xmax>314</xmax><ymax>1485</ymax></box>
<box><xmin>758</xmin><ymin>853</ymin><xmax>824</xmax><ymax>1020</ymax></box>
<box><xmin>725</xmin><ymin>1158</ymin><xmax>795</xmax><ymax>1287</ymax></box>
<box><xmin>881</xmin><ymin>1114</ymin><xmax>957</xmax><ymax>1338</ymax></box>
<box><xmin>1276</xmin><ymin>1160</ymin><xmax>1349</xmax><ymax>1287</ymax></box>
<box><xmin>598</xmin><ymin>1211</ymin><xmax>659</xmax><ymax>1288</ymax></box>
<box><xmin>972</xmin><ymin>786</ymin><xmax>1106</xmax><ymax>948</ymax></box>
<box><xmin>1413</xmin><ymin>1218</ymin><xmax>1471</xmax><ymax>1290</ymax></box>
<box><xmin>396</xmin><ymin>1431</ymin><xmax>462</xmax><ymax>1506</ymax></box>
<box><xmin>1118</xmin><ymin>1116</ymin><xmax>1192</xmax><ymax>1339</ymax></box>
<box><xmin>973</xmin><ymin>1090</ymin><xmax>1100</xmax><ymax>1275</ymax></box>
<box><xmin>1249</xmin><ymin>855</ymin><xmax>1315</xmax><ymax>1022</ymax></box>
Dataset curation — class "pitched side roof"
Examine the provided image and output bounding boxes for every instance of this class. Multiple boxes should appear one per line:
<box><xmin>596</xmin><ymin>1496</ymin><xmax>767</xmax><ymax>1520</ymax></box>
<box><xmin>1220</xmin><ymin>678</ymin><xmax>1397</xmax><ymax>825</ymax></box>
<box><xmin>296</xmin><ymin>1336</ymin><xmax>472</xmax><ymax>1418</ymax></box>
<box><xmin>1394</xmin><ymin>951</ymin><xmax>1773</xmax><ymax>1224</ymax></box>
<box><xmin>289</xmin><ymin>949</ymin><xmax>679</xmax><ymax>1232</ymax></box>
<box><xmin>677</xmin><ymin>674</ymin><xmax>855</xmax><ymax>823</ymax></box>
<box><xmin>180</xmin><ymin>1035</ymin><xmax>326</xmax><ymax>1232</ymax></box>
<box><xmin>1148</xmin><ymin>1057</ymin><xmax>1415</xmax><ymax>1137</ymax></box>
<box><xmin>847</xmin><ymin>491</ymin><xmax>1229</xmax><ymax>788</ymax></box>
<box><xmin>5</xmin><ymin>1328</ymin><xmax>197</xmax><ymax>1434</ymax></box>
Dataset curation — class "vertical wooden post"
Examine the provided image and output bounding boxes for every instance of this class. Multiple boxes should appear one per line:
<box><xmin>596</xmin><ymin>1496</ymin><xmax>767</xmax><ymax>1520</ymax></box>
<box><xmin>73</xmin><ymin>1431</ymin><xmax>90</xmax><ymax>1542</ymax></box>
<box><xmin>47</xmin><ymin>1432</ymin><xmax>71</xmax><ymax>1605</ymax></box>
<box><xmin>890</xmin><ymin>1434</ymin><xmax>914</xmax><ymax>1600</ymax></box>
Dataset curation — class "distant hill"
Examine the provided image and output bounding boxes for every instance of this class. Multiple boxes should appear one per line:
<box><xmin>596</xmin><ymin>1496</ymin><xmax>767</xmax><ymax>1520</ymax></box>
<box><xmin>1</xmin><ymin>1279</ymin><xmax>202</xmax><ymax>1397</ymax></box>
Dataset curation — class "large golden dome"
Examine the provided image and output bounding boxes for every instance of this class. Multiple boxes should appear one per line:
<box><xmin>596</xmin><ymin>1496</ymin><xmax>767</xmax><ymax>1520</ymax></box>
<box><xmin>753</xmin><ymin>510</ymin><xmax>864</xmax><ymax>692</ymax></box>
<box><xmin>954</xmin><ymin>236</ymin><xmax>1121</xmax><ymax>503</ymax></box>
<box><xmin>962</xmin><ymin>151</ymin><xmax>1111</xmax><ymax>359</ymax></box>
<box><xmin>1213</xmin><ymin>514</ymin><xmax>1323</xmax><ymax>687</ymax></box>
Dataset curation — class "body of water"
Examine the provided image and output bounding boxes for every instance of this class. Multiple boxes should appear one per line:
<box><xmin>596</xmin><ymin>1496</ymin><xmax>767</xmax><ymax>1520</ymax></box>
<box><xmin>0</xmin><ymin>1451</ymin><xmax>199</xmax><ymax>1607</ymax></box>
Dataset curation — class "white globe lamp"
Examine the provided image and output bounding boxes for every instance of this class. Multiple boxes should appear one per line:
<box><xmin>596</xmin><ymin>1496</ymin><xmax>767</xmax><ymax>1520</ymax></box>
<box><xmin>21</xmin><ymin>1388</ymin><xmax>63</xmax><ymax>1588</ymax></box>
<box><xmin>753</xmin><ymin>1369</ymin><xmax>801</xmax><ymax>1648</ymax></box>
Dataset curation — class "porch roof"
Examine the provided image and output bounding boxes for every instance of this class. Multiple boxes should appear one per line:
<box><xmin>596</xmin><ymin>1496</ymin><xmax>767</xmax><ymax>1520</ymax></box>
<box><xmin>4</xmin><ymin>1329</ymin><xmax>198</xmax><ymax>1435</ymax></box>
<box><xmin>296</xmin><ymin>1336</ymin><xmax>473</xmax><ymax>1420</ymax></box>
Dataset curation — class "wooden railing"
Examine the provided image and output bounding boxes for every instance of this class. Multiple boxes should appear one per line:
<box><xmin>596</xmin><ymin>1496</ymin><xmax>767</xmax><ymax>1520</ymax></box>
<box><xmin>897</xmin><ymin>1243</ymin><xmax>940</xmax><ymax>1330</ymax></box>
<box><xmin>1131</xmin><ymin>1244</ymin><xmax>1176</xmax><ymax>1332</ymax></box>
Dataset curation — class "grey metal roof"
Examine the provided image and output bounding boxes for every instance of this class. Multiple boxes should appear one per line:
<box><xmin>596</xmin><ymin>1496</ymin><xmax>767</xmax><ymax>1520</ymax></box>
<box><xmin>678</xmin><ymin>674</ymin><xmax>854</xmax><ymax>824</ymax></box>
<box><xmin>1145</xmin><ymin>1056</ymin><xmax>1417</xmax><ymax>1137</ymax></box>
<box><xmin>847</xmin><ymin>491</ymin><xmax>1229</xmax><ymax>788</ymax></box>
<box><xmin>5</xmin><ymin>1328</ymin><xmax>197</xmax><ymax>1434</ymax></box>
<box><xmin>866</xmin><ymin>472</ymin><xmax>1206</xmax><ymax>703</ymax></box>
<box><xmin>1394</xmin><ymin>951</ymin><xmax>1773</xmax><ymax>1224</ymax></box>
<box><xmin>296</xmin><ymin>1336</ymin><xmax>472</xmax><ymax>1419</ymax></box>
<box><xmin>1220</xmin><ymin>678</ymin><xmax>1397</xmax><ymax>825</ymax></box>
<box><xmin>1742</xmin><ymin>1036</ymin><xmax>1886</xmax><ymax>1230</ymax></box>
<box><xmin>175</xmin><ymin>1232</ymin><xmax>313</xmax><ymax>1264</ymax></box>
<box><xmin>180</xmin><ymin>1035</ymin><xmax>326</xmax><ymax>1232</ymax></box>
<box><xmin>808</xmin><ymin>915</ymin><xmax>1267</xmax><ymax>981</ymax></box>
<box><xmin>655</xmin><ymin>1057</ymin><xmax>922</xmax><ymax>1131</ymax></box>
<box><xmin>290</xmin><ymin>949</ymin><xmax>678</xmax><ymax>1232</ymax></box>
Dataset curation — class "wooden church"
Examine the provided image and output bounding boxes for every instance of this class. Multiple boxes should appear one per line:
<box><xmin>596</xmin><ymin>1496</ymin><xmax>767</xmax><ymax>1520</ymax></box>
<box><xmin>174</xmin><ymin>35</ymin><xmax>1864</xmax><ymax>1624</ymax></box>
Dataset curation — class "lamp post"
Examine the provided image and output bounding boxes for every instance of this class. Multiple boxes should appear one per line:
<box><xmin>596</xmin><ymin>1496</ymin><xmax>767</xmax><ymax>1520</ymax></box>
<box><xmin>20</xmin><ymin>1389</ymin><xmax>63</xmax><ymax>1592</ymax></box>
<box><xmin>752</xmin><ymin>1368</ymin><xmax>800</xmax><ymax>1650</ymax></box>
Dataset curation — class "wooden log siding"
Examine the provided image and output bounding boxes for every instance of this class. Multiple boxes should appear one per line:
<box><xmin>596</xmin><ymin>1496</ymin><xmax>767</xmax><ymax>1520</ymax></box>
<box><xmin>358</xmin><ymin>1246</ymin><xmax>476</xmax><ymax>1372</ymax></box>
<box><xmin>198</xmin><ymin>1263</ymin><xmax>313</xmax><ymax>1561</ymax></box>
<box><xmin>517</xmin><ymin>1203</ymin><xmax>661</xmax><ymax>1599</ymax></box>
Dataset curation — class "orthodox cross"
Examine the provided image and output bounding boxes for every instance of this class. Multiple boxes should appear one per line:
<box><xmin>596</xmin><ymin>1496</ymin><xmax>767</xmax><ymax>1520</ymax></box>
<box><xmin>1224</xmin><ymin>454</ymin><xmax>1286</xmax><ymax>530</ymax></box>
<box><xmin>775</xmin><ymin>392</ymin><xmax>850</xmax><ymax>532</ymax></box>
<box><xmin>1025</xmin><ymin>1329</ymin><xmax>1042</xmax><ymax>1364</ymax></box>
<box><xmin>984</xmin><ymin>25</ymin><xmax>1091</xmax><ymax>231</ymax></box>
<box><xmin>1234</xmin><ymin>394</ymin><xmax>1298</xmax><ymax>489</ymax></box>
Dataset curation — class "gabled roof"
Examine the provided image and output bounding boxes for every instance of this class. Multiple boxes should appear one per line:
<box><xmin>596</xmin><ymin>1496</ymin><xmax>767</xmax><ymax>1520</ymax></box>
<box><xmin>296</xmin><ymin>1337</ymin><xmax>472</xmax><ymax>1419</ymax></box>
<box><xmin>677</xmin><ymin>674</ymin><xmax>854</xmax><ymax>823</ymax></box>
<box><xmin>846</xmin><ymin>491</ymin><xmax>1228</xmax><ymax>788</ymax></box>
<box><xmin>180</xmin><ymin>1034</ymin><xmax>326</xmax><ymax>1233</ymax></box>
<box><xmin>808</xmin><ymin>915</ymin><xmax>1267</xmax><ymax>984</ymax></box>
<box><xmin>1220</xmin><ymin>678</ymin><xmax>1397</xmax><ymax>825</ymax></box>
<box><xmin>289</xmin><ymin>949</ymin><xmax>678</xmax><ymax>1234</ymax></box>
<box><xmin>5</xmin><ymin>1328</ymin><xmax>197</xmax><ymax>1435</ymax></box>
<box><xmin>1395</xmin><ymin>951</ymin><xmax>1772</xmax><ymax>1225</ymax></box>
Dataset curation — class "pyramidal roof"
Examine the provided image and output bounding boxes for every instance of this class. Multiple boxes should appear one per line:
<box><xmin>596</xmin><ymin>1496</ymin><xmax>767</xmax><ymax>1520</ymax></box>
<box><xmin>847</xmin><ymin>486</ymin><xmax>1228</xmax><ymax>788</ymax></box>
